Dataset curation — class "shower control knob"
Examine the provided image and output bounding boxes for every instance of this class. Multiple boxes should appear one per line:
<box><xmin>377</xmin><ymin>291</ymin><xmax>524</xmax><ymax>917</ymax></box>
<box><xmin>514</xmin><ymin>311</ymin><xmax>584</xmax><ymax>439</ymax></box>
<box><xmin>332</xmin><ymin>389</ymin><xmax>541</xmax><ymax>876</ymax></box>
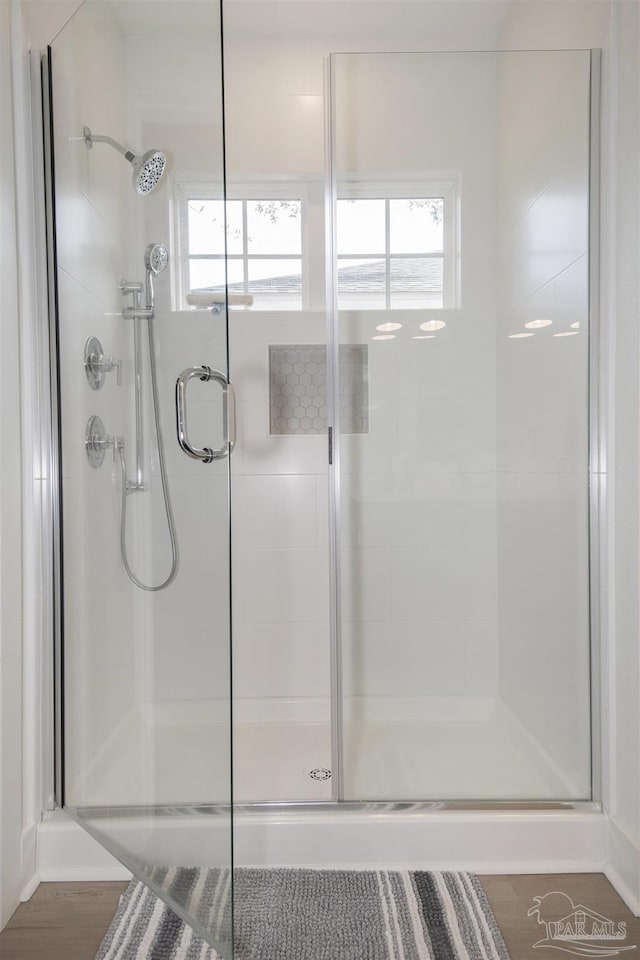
<box><xmin>84</xmin><ymin>337</ymin><xmax>121</xmax><ymax>390</ymax></box>
<box><xmin>84</xmin><ymin>415</ymin><xmax>123</xmax><ymax>468</ymax></box>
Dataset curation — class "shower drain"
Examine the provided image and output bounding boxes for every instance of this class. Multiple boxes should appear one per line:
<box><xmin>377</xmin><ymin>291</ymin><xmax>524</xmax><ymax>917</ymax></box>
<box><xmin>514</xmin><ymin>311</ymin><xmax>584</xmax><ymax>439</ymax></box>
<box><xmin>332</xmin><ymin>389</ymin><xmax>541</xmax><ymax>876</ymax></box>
<box><xmin>309</xmin><ymin>767</ymin><xmax>332</xmax><ymax>781</ymax></box>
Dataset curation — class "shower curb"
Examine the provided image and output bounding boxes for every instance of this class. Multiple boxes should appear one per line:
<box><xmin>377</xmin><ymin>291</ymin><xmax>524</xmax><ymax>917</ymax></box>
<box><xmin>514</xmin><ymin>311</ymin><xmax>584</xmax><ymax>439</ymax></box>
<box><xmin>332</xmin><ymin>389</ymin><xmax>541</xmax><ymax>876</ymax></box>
<box><xmin>34</xmin><ymin>809</ymin><xmax>607</xmax><ymax>884</ymax></box>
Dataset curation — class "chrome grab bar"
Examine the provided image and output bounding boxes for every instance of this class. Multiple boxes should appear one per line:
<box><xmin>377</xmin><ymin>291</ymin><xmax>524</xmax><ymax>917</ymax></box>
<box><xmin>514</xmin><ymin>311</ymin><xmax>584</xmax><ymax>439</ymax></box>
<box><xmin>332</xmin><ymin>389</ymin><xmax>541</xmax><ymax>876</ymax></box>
<box><xmin>175</xmin><ymin>365</ymin><xmax>236</xmax><ymax>463</ymax></box>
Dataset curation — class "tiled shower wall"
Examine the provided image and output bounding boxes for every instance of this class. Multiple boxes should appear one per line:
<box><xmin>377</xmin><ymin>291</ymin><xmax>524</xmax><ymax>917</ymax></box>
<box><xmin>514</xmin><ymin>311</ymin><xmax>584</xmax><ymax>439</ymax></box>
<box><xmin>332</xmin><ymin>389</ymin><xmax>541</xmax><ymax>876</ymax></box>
<box><xmin>223</xmin><ymin>41</ymin><xmax>504</xmax><ymax>729</ymax></box>
<box><xmin>334</xmin><ymin>53</ymin><xmax>500</xmax><ymax>716</ymax></box>
<box><xmin>230</xmin><ymin>314</ymin><xmax>332</xmax><ymax>715</ymax></box>
<box><xmin>51</xmin><ymin>4</ymin><xmax>139</xmax><ymax>803</ymax></box>
<box><xmin>125</xmin><ymin>26</ymin><xmax>232</xmax><ymax>711</ymax></box>
<box><xmin>49</xmin><ymin>0</ymin><xmax>597</xmax><ymax>806</ymax></box>
<box><xmin>127</xmin><ymin>11</ymin><xmax>507</xmax><ymax>732</ymax></box>
<box><xmin>124</xmin><ymin>22</ymin><xmax>333</xmax><ymax>720</ymax></box>
<box><xmin>495</xmin><ymin>49</ymin><xmax>591</xmax><ymax>795</ymax></box>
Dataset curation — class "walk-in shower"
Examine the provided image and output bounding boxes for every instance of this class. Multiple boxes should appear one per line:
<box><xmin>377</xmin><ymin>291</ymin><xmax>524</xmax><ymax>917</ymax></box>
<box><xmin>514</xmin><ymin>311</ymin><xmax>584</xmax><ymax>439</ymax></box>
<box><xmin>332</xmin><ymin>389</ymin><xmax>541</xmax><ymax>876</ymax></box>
<box><xmin>43</xmin><ymin>0</ymin><xmax>598</xmax><ymax>954</ymax></box>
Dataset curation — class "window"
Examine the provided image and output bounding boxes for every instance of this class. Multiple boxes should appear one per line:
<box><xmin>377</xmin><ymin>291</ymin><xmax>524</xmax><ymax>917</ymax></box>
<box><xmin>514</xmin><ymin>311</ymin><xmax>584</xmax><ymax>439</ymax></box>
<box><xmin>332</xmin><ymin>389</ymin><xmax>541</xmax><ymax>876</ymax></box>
<box><xmin>336</xmin><ymin>180</ymin><xmax>458</xmax><ymax>310</ymax></box>
<box><xmin>175</xmin><ymin>183</ymin><xmax>305</xmax><ymax>310</ymax></box>
<box><xmin>175</xmin><ymin>177</ymin><xmax>458</xmax><ymax>312</ymax></box>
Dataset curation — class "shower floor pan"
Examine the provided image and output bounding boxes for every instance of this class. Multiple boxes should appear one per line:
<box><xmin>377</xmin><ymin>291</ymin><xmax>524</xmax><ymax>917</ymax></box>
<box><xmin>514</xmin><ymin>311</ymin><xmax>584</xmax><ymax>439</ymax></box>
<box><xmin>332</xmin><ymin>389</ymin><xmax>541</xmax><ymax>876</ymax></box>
<box><xmin>65</xmin><ymin>696</ymin><xmax>587</xmax><ymax>807</ymax></box>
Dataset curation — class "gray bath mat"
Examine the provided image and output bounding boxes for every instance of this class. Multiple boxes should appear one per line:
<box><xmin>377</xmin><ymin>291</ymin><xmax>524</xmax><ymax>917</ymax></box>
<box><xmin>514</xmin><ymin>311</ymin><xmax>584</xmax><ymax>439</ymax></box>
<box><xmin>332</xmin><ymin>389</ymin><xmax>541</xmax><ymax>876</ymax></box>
<box><xmin>96</xmin><ymin>868</ymin><xmax>511</xmax><ymax>960</ymax></box>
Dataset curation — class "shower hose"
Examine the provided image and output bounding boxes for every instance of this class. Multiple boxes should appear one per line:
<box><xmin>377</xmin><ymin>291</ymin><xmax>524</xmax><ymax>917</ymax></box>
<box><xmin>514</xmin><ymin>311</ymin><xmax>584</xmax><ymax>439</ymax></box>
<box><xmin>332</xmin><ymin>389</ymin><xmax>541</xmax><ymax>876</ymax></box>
<box><xmin>117</xmin><ymin>315</ymin><xmax>179</xmax><ymax>591</ymax></box>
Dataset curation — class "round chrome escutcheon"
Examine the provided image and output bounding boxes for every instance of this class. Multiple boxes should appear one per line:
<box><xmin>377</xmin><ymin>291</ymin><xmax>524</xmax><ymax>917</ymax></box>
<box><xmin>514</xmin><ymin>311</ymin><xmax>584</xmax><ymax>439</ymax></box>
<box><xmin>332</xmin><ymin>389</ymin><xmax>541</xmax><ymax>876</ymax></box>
<box><xmin>85</xmin><ymin>415</ymin><xmax>107</xmax><ymax>468</ymax></box>
<box><xmin>84</xmin><ymin>336</ymin><xmax>106</xmax><ymax>391</ymax></box>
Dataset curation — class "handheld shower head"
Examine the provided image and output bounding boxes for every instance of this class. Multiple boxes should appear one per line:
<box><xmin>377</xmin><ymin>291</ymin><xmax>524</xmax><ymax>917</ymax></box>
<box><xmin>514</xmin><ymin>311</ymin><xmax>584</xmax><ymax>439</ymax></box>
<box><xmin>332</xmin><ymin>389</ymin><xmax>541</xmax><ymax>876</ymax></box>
<box><xmin>83</xmin><ymin>127</ymin><xmax>167</xmax><ymax>196</ymax></box>
<box><xmin>145</xmin><ymin>243</ymin><xmax>169</xmax><ymax>275</ymax></box>
<box><xmin>144</xmin><ymin>243</ymin><xmax>169</xmax><ymax>308</ymax></box>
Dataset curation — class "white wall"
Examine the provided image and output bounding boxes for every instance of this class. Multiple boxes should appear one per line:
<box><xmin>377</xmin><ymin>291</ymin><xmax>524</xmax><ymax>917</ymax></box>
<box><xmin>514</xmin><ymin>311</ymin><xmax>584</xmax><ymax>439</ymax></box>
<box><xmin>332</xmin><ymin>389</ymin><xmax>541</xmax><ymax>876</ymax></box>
<box><xmin>49</xmin><ymin>4</ymin><xmax>234</xmax><ymax>811</ymax></box>
<box><xmin>499</xmin><ymin>0</ymin><xmax>640</xmax><ymax>911</ymax></box>
<box><xmin>0</xmin><ymin>0</ymin><xmax>27</xmax><ymax>929</ymax></box>
<box><xmin>333</xmin><ymin>52</ymin><xmax>500</xmax><ymax>723</ymax></box>
<box><xmin>48</xmin><ymin>2</ymin><xmax>141</xmax><ymax>804</ymax></box>
<box><xmin>116</xmin><ymin>3</ymin><xmax>513</xmax><ymax>801</ymax></box>
<box><xmin>0</xmin><ymin>0</ymin><xmax>95</xmax><ymax>925</ymax></box>
<box><xmin>222</xmin><ymin>11</ymin><xmax>596</xmax><ymax>802</ymax></box>
<box><xmin>495</xmin><ymin>49</ymin><xmax>592</xmax><ymax>796</ymax></box>
<box><xmin>223</xmin><ymin>14</ymin><xmax>332</xmax><ymax>740</ymax></box>
<box><xmin>192</xmin><ymin>3</ymin><xmax>595</xmax><ymax>802</ymax></box>
<box><xmin>606</xmin><ymin>0</ymin><xmax>640</xmax><ymax>907</ymax></box>
<box><xmin>121</xmin><ymin>17</ymin><xmax>333</xmax><ymax>802</ymax></box>
<box><xmin>123</xmin><ymin>22</ymin><xmax>233</xmax><ymax>712</ymax></box>
<box><xmin>222</xmin><ymin>8</ymin><xmax>508</xmax><ymax>749</ymax></box>
<box><xmin>609</xmin><ymin>0</ymin><xmax>640</xmax><ymax>855</ymax></box>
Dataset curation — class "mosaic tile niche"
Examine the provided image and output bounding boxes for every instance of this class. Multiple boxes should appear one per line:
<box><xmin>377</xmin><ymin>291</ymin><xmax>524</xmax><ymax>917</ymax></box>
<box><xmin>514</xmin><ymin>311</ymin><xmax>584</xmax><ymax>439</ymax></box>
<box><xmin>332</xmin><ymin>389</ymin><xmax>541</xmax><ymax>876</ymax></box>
<box><xmin>269</xmin><ymin>344</ymin><xmax>369</xmax><ymax>435</ymax></box>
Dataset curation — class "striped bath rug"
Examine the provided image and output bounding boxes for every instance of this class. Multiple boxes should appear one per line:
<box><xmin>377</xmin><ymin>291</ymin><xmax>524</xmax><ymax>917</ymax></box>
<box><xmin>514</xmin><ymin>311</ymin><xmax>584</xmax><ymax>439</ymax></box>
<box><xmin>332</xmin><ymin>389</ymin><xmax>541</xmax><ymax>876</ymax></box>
<box><xmin>96</xmin><ymin>868</ymin><xmax>511</xmax><ymax>960</ymax></box>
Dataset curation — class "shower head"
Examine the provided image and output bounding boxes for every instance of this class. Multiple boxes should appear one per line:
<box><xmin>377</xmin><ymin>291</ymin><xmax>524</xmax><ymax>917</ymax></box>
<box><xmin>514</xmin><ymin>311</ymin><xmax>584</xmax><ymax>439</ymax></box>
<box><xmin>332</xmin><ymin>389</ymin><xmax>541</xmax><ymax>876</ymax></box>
<box><xmin>145</xmin><ymin>243</ymin><xmax>169</xmax><ymax>275</ymax></box>
<box><xmin>83</xmin><ymin>127</ymin><xmax>167</xmax><ymax>196</ymax></box>
<box><xmin>132</xmin><ymin>151</ymin><xmax>167</xmax><ymax>196</ymax></box>
<box><xmin>144</xmin><ymin>243</ymin><xmax>169</xmax><ymax>308</ymax></box>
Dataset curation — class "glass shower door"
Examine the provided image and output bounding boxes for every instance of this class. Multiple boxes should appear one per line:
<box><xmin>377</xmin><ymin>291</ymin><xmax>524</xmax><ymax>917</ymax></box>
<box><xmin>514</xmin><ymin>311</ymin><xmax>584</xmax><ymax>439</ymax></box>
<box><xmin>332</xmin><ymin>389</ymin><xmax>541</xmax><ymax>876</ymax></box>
<box><xmin>48</xmin><ymin>0</ymin><xmax>233</xmax><ymax>951</ymax></box>
<box><xmin>331</xmin><ymin>50</ymin><xmax>593</xmax><ymax>802</ymax></box>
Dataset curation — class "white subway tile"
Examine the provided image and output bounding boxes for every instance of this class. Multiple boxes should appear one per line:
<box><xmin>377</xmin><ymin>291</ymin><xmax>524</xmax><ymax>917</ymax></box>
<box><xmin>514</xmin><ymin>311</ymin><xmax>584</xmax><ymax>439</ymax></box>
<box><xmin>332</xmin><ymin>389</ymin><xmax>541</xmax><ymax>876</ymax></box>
<box><xmin>464</xmin><ymin>620</ymin><xmax>499</xmax><ymax>695</ymax></box>
<box><xmin>233</xmin><ymin>475</ymin><xmax>318</xmax><ymax>549</ymax></box>
<box><xmin>342</xmin><ymin>620</ymin><xmax>467</xmax><ymax>697</ymax></box>
<box><xmin>233</xmin><ymin>622</ymin><xmax>329</xmax><ymax>699</ymax></box>
<box><xmin>341</xmin><ymin>547</ymin><xmax>392</xmax><ymax>622</ymax></box>
<box><xmin>391</xmin><ymin>545</ymin><xmax>498</xmax><ymax>621</ymax></box>
<box><xmin>233</xmin><ymin>548</ymin><xmax>329</xmax><ymax>623</ymax></box>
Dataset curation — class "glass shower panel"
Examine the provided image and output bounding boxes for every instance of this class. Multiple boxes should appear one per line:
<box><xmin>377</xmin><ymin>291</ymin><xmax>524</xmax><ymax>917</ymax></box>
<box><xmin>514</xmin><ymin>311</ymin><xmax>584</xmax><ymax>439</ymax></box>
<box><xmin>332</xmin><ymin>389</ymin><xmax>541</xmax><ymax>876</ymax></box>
<box><xmin>49</xmin><ymin>0</ymin><xmax>233</xmax><ymax>950</ymax></box>
<box><xmin>333</xmin><ymin>51</ymin><xmax>592</xmax><ymax>801</ymax></box>
<box><xmin>221</xmin><ymin>3</ymin><xmax>333</xmax><ymax>804</ymax></box>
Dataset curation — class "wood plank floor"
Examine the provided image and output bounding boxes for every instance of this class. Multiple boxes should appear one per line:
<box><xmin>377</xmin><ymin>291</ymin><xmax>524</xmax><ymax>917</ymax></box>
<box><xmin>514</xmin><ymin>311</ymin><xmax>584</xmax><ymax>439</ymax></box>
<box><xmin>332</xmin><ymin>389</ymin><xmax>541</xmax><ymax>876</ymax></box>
<box><xmin>481</xmin><ymin>872</ymin><xmax>640</xmax><ymax>959</ymax></box>
<box><xmin>0</xmin><ymin>882</ymin><xmax>128</xmax><ymax>960</ymax></box>
<box><xmin>0</xmin><ymin>874</ymin><xmax>638</xmax><ymax>959</ymax></box>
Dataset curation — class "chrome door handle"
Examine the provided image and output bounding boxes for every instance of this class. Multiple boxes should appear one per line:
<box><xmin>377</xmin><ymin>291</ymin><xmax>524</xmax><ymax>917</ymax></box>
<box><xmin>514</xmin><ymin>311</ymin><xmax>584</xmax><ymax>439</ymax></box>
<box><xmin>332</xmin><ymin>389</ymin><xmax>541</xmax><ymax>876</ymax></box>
<box><xmin>176</xmin><ymin>365</ymin><xmax>236</xmax><ymax>462</ymax></box>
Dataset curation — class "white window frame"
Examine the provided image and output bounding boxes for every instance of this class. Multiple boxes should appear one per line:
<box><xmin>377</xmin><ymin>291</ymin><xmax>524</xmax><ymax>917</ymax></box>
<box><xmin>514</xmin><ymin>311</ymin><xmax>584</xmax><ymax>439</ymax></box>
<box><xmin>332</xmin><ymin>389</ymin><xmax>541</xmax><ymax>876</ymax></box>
<box><xmin>173</xmin><ymin>178</ymin><xmax>310</xmax><ymax>311</ymax></box>
<box><xmin>172</xmin><ymin>174</ymin><xmax>460</xmax><ymax>313</ymax></box>
<box><xmin>336</xmin><ymin>176</ymin><xmax>460</xmax><ymax>310</ymax></box>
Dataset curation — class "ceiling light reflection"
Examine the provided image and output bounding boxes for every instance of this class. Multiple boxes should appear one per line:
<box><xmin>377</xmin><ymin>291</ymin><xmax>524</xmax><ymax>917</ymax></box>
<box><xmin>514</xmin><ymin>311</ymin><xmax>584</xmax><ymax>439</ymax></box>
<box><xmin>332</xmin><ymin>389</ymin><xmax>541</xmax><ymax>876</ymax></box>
<box><xmin>420</xmin><ymin>319</ymin><xmax>446</xmax><ymax>332</ymax></box>
<box><xmin>553</xmin><ymin>331</ymin><xmax>579</xmax><ymax>337</ymax></box>
<box><xmin>376</xmin><ymin>322</ymin><xmax>402</xmax><ymax>333</ymax></box>
<box><xmin>372</xmin><ymin>334</ymin><xmax>396</xmax><ymax>341</ymax></box>
<box><xmin>524</xmin><ymin>318</ymin><xmax>552</xmax><ymax>329</ymax></box>
<box><xmin>412</xmin><ymin>335</ymin><xmax>436</xmax><ymax>339</ymax></box>
<box><xmin>570</xmin><ymin>321</ymin><xmax>580</xmax><ymax>329</ymax></box>
<box><xmin>509</xmin><ymin>333</ymin><xmax>534</xmax><ymax>339</ymax></box>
